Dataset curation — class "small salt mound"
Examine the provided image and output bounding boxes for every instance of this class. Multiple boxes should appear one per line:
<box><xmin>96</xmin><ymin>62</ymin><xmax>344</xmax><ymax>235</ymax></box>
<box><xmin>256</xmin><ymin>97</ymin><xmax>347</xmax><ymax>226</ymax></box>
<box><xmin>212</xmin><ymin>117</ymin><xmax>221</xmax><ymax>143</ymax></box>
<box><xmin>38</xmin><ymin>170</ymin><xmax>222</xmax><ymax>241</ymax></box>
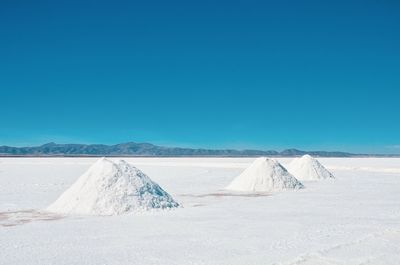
<box><xmin>225</xmin><ymin>157</ymin><xmax>304</xmax><ymax>192</ymax></box>
<box><xmin>288</xmin><ymin>154</ymin><xmax>334</xmax><ymax>181</ymax></box>
<box><xmin>46</xmin><ymin>158</ymin><xmax>179</xmax><ymax>215</ymax></box>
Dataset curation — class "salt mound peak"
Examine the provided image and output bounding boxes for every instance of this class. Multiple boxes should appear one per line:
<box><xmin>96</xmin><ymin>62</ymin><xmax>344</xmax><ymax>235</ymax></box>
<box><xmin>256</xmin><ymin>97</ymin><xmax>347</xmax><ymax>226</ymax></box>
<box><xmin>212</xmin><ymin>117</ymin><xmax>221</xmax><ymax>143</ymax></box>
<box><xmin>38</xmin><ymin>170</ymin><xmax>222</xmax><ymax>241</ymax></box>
<box><xmin>225</xmin><ymin>157</ymin><xmax>304</xmax><ymax>192</ymax></box>
<box><xmin>288</xmin><ymin>154</ymin><xmax>334</xmax><ymax>181</ymax></box>
<box><xmin>46</xmin><ymin>157</ymin><xmax>179</xmax><ymax>215</ymax></box>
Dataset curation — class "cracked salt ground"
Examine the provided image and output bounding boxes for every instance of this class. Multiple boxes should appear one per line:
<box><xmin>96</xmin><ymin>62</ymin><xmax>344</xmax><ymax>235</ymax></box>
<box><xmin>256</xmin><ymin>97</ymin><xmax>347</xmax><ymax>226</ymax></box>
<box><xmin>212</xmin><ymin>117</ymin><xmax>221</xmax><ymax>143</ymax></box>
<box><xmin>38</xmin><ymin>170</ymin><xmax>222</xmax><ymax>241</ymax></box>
<box><xmin>1</xmin><ymin>157</ymin><xmax>400</xmax><ymax>265</ymax></box>
<box><xmin>281</xmin><ymin>229</ymin><xmax>400</xmax><ymax>265</ymax></box>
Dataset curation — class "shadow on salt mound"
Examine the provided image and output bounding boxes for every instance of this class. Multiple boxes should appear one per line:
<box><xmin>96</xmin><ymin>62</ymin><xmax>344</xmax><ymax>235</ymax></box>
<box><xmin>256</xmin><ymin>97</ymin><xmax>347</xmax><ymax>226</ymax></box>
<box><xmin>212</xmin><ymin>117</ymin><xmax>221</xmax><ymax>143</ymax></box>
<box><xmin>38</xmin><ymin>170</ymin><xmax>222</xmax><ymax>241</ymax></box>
<box><xmin>288</xmin><ymin>154</ymin><xmax>334</xmax><ymax>181</ymax></box>
<box><xmin>46</xmin><ymin>157</ymin><xmax>180</xmax><ymax>216</ymax></box>
<box><xmin>225</xmin><ymin>157</ymin><xmax>304</xmax><ymax>193</ymax></box>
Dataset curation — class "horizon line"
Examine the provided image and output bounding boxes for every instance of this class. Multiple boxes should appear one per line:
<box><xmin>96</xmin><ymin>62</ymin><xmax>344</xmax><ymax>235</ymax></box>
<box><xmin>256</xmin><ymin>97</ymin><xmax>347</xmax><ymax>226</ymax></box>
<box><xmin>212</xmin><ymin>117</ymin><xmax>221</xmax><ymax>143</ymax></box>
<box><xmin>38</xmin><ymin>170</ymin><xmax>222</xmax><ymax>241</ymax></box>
<box><xmin>0</xmin><ymin>141</ymin><xmax>394</xmax><ymax>156</ymax></box>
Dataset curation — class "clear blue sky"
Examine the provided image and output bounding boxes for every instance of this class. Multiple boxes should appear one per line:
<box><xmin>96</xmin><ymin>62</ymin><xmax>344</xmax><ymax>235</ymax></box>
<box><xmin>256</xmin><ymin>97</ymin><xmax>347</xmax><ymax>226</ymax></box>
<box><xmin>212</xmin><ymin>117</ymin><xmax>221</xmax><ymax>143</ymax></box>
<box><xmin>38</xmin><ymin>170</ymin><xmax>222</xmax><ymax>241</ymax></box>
<box><xmin>1</xmin><ymin>0</ymin><xmax>399</xmax><ymax>153</ymax></box>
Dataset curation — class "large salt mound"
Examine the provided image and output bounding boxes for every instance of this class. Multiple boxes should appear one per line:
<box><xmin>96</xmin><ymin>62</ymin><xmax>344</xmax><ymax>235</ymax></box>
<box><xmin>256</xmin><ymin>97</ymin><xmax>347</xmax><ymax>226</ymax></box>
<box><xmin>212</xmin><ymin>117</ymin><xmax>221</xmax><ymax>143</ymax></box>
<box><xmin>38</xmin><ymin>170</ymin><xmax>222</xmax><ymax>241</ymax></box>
<box><xmin>225</xmin><ymin>157</ymin><xmax>304</xmax><ymax>192</ymax></box>
<box><xmin>46</xmin><ymin>158</ymin><xmax>179</xmax><ymax>215</ymax></box>
<box><xmin>288</xmin><ymin>154</ymin><xmax>334</xmax><ymax>181</ymax></box>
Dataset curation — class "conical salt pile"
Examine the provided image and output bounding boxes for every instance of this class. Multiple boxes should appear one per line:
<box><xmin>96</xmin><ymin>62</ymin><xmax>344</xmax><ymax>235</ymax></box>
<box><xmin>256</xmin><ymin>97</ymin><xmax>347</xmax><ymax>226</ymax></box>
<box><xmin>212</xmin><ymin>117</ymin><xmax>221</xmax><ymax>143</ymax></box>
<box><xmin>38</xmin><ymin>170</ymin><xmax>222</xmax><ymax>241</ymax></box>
<box><xmin>225</xmin><ymin>157</ymin><xmax>304</xmax><ymax>192</ymax></box>
<box><xmin>46</xmin><ymin>158</ymin><xmax>179</xmax><ymax>215</ymax></box>
<box><xmin>288</xmin><ymin>154</ymin><xmax>334</xmax><ymax>181</ymax></box>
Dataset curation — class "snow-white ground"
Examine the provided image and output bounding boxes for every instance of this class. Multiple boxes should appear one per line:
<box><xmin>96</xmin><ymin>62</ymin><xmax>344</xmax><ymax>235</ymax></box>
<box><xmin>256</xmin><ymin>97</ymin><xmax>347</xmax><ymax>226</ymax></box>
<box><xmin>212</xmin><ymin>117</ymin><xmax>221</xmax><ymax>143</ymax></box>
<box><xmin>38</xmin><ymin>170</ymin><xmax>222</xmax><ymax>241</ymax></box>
<box><xmin>1</xmin><ymin>157</ymin><xmax>400</xmax><ymax>265</ymax></box>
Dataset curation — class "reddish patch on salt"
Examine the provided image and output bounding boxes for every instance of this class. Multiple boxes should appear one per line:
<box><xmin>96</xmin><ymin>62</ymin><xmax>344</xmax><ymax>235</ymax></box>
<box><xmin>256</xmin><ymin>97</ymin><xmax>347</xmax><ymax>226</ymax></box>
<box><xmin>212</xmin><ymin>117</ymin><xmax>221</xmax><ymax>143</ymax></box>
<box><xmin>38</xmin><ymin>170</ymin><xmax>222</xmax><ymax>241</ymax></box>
<box><xmin>0</xmin><ymin>210</ymin><xmax>63</xmax><ymax>227</ymax></box>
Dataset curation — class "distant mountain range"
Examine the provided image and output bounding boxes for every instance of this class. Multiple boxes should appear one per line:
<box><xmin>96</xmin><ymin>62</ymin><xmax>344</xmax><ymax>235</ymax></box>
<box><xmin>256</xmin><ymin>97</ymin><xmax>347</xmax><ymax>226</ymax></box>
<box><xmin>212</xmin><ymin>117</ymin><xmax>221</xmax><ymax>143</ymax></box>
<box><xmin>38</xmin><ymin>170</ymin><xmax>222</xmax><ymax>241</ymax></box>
<box><xmin>0</xmin><ymin>142</ymin><xmax>390</xmax><ymax>157</ymax></box>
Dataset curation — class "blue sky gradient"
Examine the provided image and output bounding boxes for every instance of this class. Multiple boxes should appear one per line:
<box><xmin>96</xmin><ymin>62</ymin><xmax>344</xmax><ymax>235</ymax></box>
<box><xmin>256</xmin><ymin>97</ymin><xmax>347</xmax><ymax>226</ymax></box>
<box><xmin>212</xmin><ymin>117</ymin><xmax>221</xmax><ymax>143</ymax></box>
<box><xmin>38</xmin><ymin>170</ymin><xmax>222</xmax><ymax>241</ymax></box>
<box><xmin>1</xmin><ymin>0</ymin><xmax>399</xmax><ymax>153</ymax></box>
